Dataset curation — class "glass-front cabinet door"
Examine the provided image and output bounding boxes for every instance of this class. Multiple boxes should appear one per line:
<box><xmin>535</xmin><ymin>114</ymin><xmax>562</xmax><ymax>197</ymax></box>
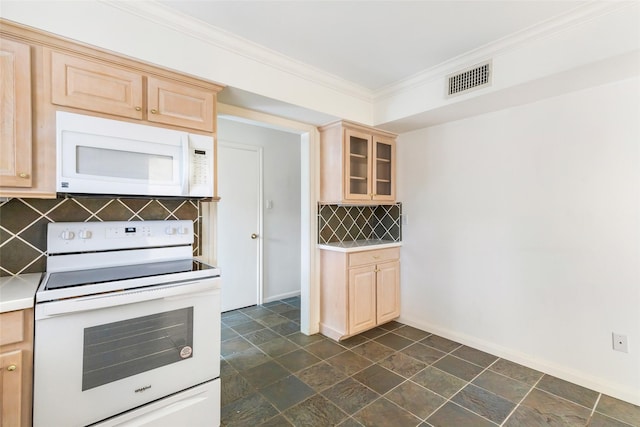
<box><xmin>319</xmin><ymin>120</ymin><xmax>397</xmax><ymax>204</ymax></box>
<box><xmin>372</xmin><ymin>136</ymin><xmax>395</xmax><ymax>201</ymax></box>
<box><xmin>344</xmin><ymin>129</ymin><xmax>373</xmax><ymax>201</ymax></box>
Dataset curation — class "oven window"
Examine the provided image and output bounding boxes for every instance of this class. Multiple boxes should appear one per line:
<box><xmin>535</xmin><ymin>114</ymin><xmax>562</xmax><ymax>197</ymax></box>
<box><xmin>82</xmin><ymin>307</ymin><xmax>193</xmax><ymax>391</ymax></box>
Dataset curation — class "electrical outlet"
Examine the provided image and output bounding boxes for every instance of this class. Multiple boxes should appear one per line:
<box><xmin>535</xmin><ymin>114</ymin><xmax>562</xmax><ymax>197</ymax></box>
<box><xmin>612</xmin><ymin>333</ymin><xmax>628</xmax><ymax>353</ymax></box>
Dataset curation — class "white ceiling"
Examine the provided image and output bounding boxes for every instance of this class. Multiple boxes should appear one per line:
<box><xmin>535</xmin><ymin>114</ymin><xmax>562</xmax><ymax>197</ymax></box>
<box><xmin>159</xmin><ymin>0</ymin><xmax>586</xmax><ymax>91</ymax></box>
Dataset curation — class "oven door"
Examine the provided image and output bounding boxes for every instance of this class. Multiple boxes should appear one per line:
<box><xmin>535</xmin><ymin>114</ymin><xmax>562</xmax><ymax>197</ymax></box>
<box><xmin>33</xmin><ymin>278</ymin><xmax>220</xmax><ymax>427</ymax></box>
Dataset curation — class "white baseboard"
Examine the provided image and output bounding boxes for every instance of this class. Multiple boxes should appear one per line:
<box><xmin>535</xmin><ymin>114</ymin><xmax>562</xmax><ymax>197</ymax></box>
<box><xmin>263</xmin><ymin>290</ymin><xmax>301</xmax><ymax>304</ymax></box>
<box><xmin>397</xmin><ymin>315</ymin><xmax>640</xmax><ymax>406</ymax></box>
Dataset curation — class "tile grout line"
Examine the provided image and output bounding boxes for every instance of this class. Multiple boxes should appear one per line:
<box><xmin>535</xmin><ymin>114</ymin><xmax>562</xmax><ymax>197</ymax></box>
<box><xmin>587</xmin><ymin>393</ymin><xmax>603</xmax><ymax>425</ymax></box>
<box><xmin>364</xmin><ymin>334</ymin><xmax>540</xmax><ymax>426</ymax></box>
<box><xmin>431</xmin><ymin>357</ymin><xmax>503</xmax><ymax>426</ymax></box>
<box><xmin>359</xmin><ymin>330</ymin><xmax>465</xmax><ymax>423</ymax></box>
<box><xmin>329</xmin><ymin>359</ymin><xmax>424</xmax><ymax>426</ymax></box>
<box><xmin>465</xmin><ymin>358</ymin><xmax>536</xmax><ymax>426</ymax></box>
<box><xmin>534</xmin><ymin>387</ymin><xmax>604</xmax><ymax>415</ymax></box>
<box><xmin>222</xmin><ymin>300</ymin><xmax>310</xmax><ymax>423</ymax></box>
<box><xmin>460</xmin><ymin>357</ymin><xmax>533</xmax><ymax>425</ymax></box>
<box><xmin>499</xmin><ymin>373</ymin><xmax>545</xmax><ymax>426</ymax></box>
<box><xmin>266</xmin><ymin>324</ymin><xmax>354</xmax><ymax>427</ymax></box>
<box><xmin>280</xmin><ymin>324</ymin><xmax>412</xmax><ymax>424</ymax></box>
<box><xmin>447</xmin><ymin>400</ymin><xmax>502</xmax><ymax>426</ymax></box>
<box><xmin>15</xmin><ymin>252</ymin><xmax>46</xmax><ymax>275</ymax></box>
<box><xmin>345</xmin><ymin>332</ymin><xmax>499</xmax><ymax>425</ymax></box>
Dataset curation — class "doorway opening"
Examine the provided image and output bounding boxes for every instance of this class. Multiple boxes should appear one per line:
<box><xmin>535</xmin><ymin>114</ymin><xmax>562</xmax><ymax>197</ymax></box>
<box><xmin>202</xmin><ymin>103</ymin><xmax>319</xmax><ymax>335</ymax></box>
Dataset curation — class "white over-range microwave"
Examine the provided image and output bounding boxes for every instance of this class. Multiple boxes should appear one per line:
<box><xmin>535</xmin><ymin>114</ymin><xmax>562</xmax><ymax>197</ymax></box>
<box><xmin>56</xmin><ymin>111</ymin><xmax>214</xmax><ymax>198</ymax></box>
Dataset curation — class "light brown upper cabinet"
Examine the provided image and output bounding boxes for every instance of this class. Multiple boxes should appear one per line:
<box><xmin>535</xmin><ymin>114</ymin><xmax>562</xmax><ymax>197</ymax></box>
<box><xmin>146</xmin><ymin>77</ymin><xmax>215</xmax><ymax>131</ymax></box>
<box><xmin>50</xmin><ymin>50</ymin><xmax>216</xmax><ymax>132</ymax></box>
<box><xmin>50</xmin><ymin>51</ymin><xmax>144</xmax><ymax>120</ymax></box>
<box><xmin>0</xmin><ymin>31</ymin><xmax>56</xmax><ymax>199</ymax></box>
<box><xmin>0</xmin><ymin>38</ymin><xmax>33</xmax><ymax>188</ymax></box>
<box><xmin>320</xmin><ymin>121</ymin><xmax>396</xmax><ymax>204</ymax></box>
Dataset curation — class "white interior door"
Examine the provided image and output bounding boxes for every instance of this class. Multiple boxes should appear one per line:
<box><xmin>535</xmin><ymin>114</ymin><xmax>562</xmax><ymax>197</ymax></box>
<box><xmin>217</xmin><ymin>142</ymin><xmax>262</xmax><ymax>312</ymax></box>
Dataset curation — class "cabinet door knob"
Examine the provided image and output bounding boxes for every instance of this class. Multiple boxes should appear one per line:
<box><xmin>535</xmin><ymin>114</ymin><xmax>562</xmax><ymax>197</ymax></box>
<box><xmin>374</xmin><ymin>268</ymin><xmax>381</xmax><ymax>273</ymax></box>
<box><xmin>18</xmin><ymin>173</ymin><xmax>29</xmax><ymax>179</ymax></box>
<box><xmin>150</xmin><ymin>109</ymin><xmax>158</xmax><ymax>114</ymax></box>
<box><xmin>6</xmin><ymin>365</ymin><xmax>16</xmax><ymax>371</ymax></box>
<box><xmin>135</xmin><ymin>106</ymin><xmax>142</xmax><ymax>111</ymax></box>
<box><xmin>251</xmin><ymin>233</ymin><xmax>258</xmax><ymax>239</ymax></box>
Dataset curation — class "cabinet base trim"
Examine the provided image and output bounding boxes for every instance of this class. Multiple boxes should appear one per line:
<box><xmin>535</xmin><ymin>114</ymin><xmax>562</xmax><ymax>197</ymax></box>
<box><xmin>319</xmin><ymin>323</ymin><xmax>345</xmax><ymax>341</ymax></box>
<box><xmin>320</xmin><ymin>318</ymin><xmax>402</xmax><ymax>342</ymax></box>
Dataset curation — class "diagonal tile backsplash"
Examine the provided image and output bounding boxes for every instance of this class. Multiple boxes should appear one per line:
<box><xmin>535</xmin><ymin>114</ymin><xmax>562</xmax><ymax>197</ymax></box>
<box><xmin>318</xmin><ymin>203</ymin><xmax>402</xmax><ymax>244</ymax></box>
<box><xmin>0</xmin><ymin>197</ymin><xmax>202</xmax><ymax>276</ymax></box>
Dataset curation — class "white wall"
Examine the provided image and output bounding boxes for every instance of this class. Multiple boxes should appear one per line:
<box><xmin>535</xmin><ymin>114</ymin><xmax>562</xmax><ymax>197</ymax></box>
<box><xmin>218</xmin><ymin>118</ymin><xmax>302</xmax><ymax>302</ymax></box>
<box><xmin>397</xmin><ymin>77</ymin><xmax>640</xmax><ymax>405</ymax></box>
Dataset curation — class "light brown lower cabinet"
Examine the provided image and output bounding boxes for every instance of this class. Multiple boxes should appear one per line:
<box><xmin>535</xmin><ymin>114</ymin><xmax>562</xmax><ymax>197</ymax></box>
<box><xmin>320</xmin><ymin>247</ymin><xmax>400</xmax><ymax>341</ymax></box>
<box><xmin>0</xmin><ymin>309</ymin><xmax>33</xmax><ymax>427</ymax></box>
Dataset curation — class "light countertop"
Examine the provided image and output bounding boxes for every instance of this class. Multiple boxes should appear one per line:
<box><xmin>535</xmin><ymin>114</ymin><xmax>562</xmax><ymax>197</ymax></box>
<box><xmin>0</xmin><ymin>273</ymin><xmax>42</xmax><ymax>313</ymax></box>
<box><xmin>318</xmin><ymin>240</ymin><xmax>402</xmax><ymax>253</ymax></box>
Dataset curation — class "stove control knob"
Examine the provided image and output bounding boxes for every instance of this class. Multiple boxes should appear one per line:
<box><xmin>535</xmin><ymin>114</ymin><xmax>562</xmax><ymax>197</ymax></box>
<box><xmin>60</xmin><ymin>230</ymin><xmax>75</xmax><ymax>240</ymax></box>
<box><xmin>178</xmin><ymin>227</ymin><xmax>189</xmax><ymax>235</ymax></box>
<box><xmin>165</xmin><ymin>227</ymin><xmax>177</xmax><ymax>235</ymax></box>
<box><xmin>78</xmin><ymin>230</ymin><xmax>92</xmax><ymax>240</ymax></box>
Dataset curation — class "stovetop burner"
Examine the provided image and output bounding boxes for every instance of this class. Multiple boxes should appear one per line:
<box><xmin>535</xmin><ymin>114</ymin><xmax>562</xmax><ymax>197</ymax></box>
<box><xmin>45</xmin><ymin>259</ymin><xmax>215</xmax><ymax>290</ymax></box>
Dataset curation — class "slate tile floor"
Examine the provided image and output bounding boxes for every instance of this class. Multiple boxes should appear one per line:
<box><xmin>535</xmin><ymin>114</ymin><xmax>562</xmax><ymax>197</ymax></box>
<box><xmin>221</xmin><ymin>297</ymin><xmax>640</xmax><ymax>427</ymax></box>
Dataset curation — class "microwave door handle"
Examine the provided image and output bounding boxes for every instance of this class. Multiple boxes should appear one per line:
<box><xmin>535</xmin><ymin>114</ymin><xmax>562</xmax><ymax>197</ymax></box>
<box><xmin>182</xmin><ymin>134</ymin><xmax>190</xmax><ymax>196</ymax></box>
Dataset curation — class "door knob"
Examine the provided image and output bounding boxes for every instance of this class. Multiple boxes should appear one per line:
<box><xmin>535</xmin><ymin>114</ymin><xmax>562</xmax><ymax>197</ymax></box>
<box><xmin>251</xmin><ymin>233</ymin><xmax>258</xmax><ymax>239</ymax></box>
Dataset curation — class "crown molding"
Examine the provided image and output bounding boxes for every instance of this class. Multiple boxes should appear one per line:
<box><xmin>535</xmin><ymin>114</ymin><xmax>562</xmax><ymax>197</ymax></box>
<box><xmin>101</xmin><ymin>0</ymin><xmax>634</xmax><ymax>110</ymax></box>
<box><xmin>102</xmin><ymin>0</ymin><xmax>373</xmax><ymax>102</ymax></box>
<box><xmin>372</xmin><ymin>1</ymin><xmax>635</xmax><ymax>101</ymax></box>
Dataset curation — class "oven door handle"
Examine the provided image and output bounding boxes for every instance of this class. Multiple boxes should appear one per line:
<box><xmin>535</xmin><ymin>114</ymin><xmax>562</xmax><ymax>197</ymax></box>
<box><xmin>36</xmin><ymin>279</ymin><xmax>220</xmax><ymax>319</ymax></box>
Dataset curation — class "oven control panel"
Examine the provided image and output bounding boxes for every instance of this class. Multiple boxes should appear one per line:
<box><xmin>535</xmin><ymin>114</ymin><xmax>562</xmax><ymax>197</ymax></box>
<box><xmin>105</xmin><ymin>225</ymin><xmax>153</xmax><ymax>239</ymax></box>
<box><xmin>47</xmin><ymin>220</ymin><xmax>194</xmax><ymax>254</ymax></box>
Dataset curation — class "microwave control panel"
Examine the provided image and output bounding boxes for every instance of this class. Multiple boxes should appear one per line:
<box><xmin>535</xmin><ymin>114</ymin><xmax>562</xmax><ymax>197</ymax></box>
<box><xmin>191</xmin><ymin>148</ymin><xmax>209</xmax><ymax>186</ymax></box>
<box><xmin>188</xmin><ymin>134</ymin><xmax>214</xmax><ymax>197</ymax></box>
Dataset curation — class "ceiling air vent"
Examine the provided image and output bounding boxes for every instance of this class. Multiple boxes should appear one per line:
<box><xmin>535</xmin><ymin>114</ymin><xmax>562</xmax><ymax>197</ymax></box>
<box><xmin>447</xmin><ymin>61</ymin><xmax>492</xmax><ymax>97</ymax></box>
